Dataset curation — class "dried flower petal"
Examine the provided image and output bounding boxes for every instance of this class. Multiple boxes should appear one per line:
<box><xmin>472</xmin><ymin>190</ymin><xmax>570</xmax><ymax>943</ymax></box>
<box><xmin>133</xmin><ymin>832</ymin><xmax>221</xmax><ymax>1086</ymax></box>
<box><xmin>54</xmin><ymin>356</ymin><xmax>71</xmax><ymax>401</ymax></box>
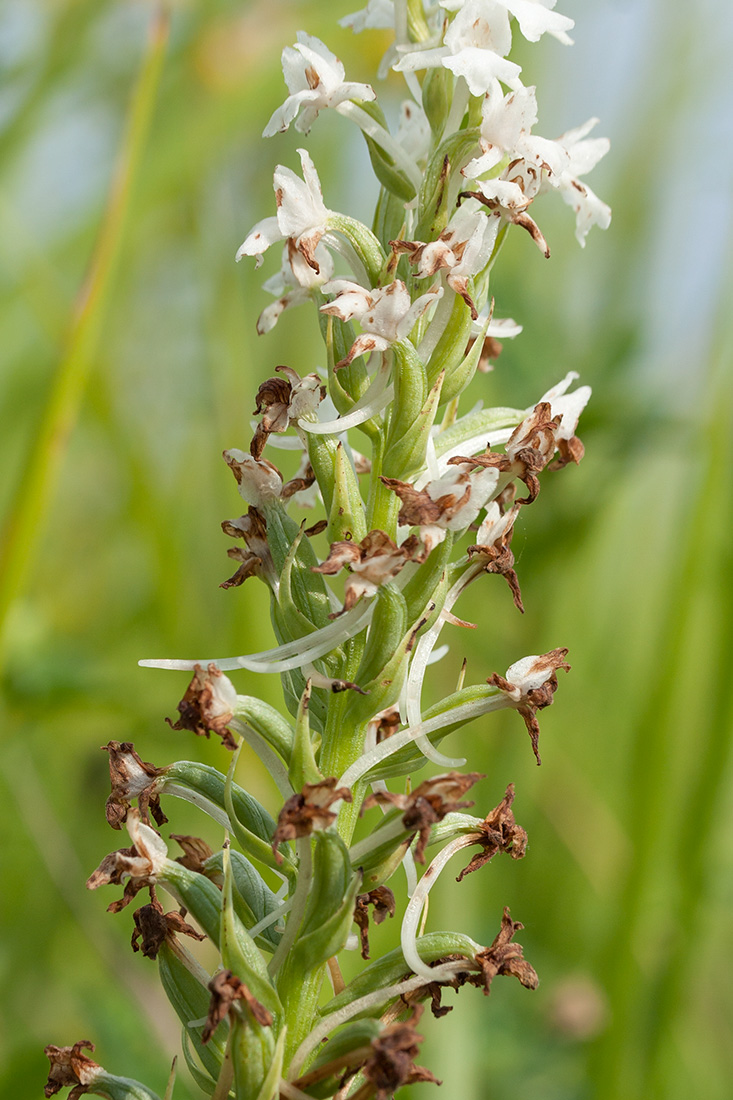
<box><xmin>131</xmin><ymin>896</ymin><xmax>205</xmax><ymax>959</ymax></box>
<box><xmin>272</xmin><ymin>778</ymin><xmax>352</xmax><ymax>861</ymax></box>
<box><xmin>467</xmin><ymin>501</ymin><xmax>524</xmax><ymax>611</ymax></box>
<box><xmin>202</xmin><ymin>970</ymin><xmax>273</xmax><ymax>1043</ymax></box>
<box><xmin>313</xmin><ymin>529</ymin><xmax>420</xmax><ymax>615</ymax></box>
<box><xmin>471</xmin><ymin>907</ymin><xmax>539</xmax><ymax>994</ymax></box>
<box><xmin>44</xmin><ymin>1040</ymin><xmax>102</xmax><ymax>1099</ymax></box>
<box><xmin>362</xmin><ymin>1006</ymin><xmax>440</xmax><ymax>1100</ymax></box>
<box><xmin>457</xmin><ymin>783</ymin><xmax>528</xmax><ymax>880</ymax></box>
<box><xmin>354</xmin><ymin>885</ymin><xmax>396</xmax><ymax>959</ymax></box>
<box><xmin>86</xmin><ymin>809</ymin><xmax>168</xmax><ymax>913</ymax></box>
<box><xmin>102</xmin><ymin>740</ymin><xmax>168</xmax><ymax>830</ymax></box>
<box><xmin>171</xmin><ymin>834</ymin><xmax>214</xmax><ymax>874</ymax></box>
<box><xmin>363</xmin><ymin>772</ymin><xmax>483</xmax><ymax>863</ymax></box>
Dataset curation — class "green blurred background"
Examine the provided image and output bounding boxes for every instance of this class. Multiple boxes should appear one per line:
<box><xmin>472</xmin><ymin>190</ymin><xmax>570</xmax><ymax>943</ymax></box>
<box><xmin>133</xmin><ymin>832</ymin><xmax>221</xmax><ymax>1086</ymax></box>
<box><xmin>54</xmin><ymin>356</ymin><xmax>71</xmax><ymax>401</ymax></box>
<box><xmin>1</xmin><ymin>1</ymin><xmax>731</xmax><ymax>1097</ymax></box>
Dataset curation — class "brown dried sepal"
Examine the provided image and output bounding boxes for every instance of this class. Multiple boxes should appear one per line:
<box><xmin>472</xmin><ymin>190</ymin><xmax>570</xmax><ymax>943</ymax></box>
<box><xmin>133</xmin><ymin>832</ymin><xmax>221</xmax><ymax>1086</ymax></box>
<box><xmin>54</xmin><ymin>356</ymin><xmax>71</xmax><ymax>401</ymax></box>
<box><xmin>371</xmin><ymin>704</ymin><xmax>401</xmax><ymax>743</ymax></box>
<box><xmin>362</xmin><ymin>1007</ymin><xmax>440</xmax><ymax>1100</ymax></box>
<box><xmin>281</xmin><ymin>462</ymin><xmax>317</xmax><ymax>501</ymax></box>
<box><xmin>202</xmin><ymin>969</ymin><xmax>273</xmax><ymax>1043</ymax></box>
<box><xmin>251</xmin><ymin>367</ymin><xmax>325</xmax><ymax>459</ymax></box>
<box><xmin>102</xmin><ymin>740</ymin><xmax>168</xmax><ymax>830</ymax></box>
<box><xmin>550</xmin><ymin>432</ymin><xmax>585</xmax><ymax>470</ymax></box>
<box><xmin>165</xmin><ymin>663</ymin><xmax>238</xmax><ymax>751</ymax></box>
<box><xmin>487</xmin><ymin>647</ymin><xmax>571</xmax><ymax>764</ymax></box>
<box><xmin>363</xmin><ymin>772</ymin><xmax>484</xmax><ymax>863</ymax></box>
<box><xmin>220</xmin><ymin>547</ymin><xmax>262</xmax><ymax>589</ymax></box>
<box><xmin>271</xmin><ymin>778</ymin><xmax>352</xmax><ymax>862</ymax></box>
<box><xmin>470</xmin><ymin>908</ymin><xmax>539</xmax><ymax>995</ymax></box>
<box><xmin>354</xmin><ymin>885</ymin><xmax>396</xmax><ymax>959</ymax></box>
<box><xmin>43</xmin><ymin>1040</ymin><xmax>101</xmax><ymax>1099</ymax></box>
<box><xmin>476</xmin><ymin>333</ymin><xmax>503</xmax><ymax>372</ymax></box>
<box><xmin>171</xmin><ymin>834</ymin><xmax>214</xmax><ymax>873</ymax></box>
<box><xmin>130</xmin><ymin>896</ymin><xmax>205</xmax><ymax>959</ymax></box>
<box><xmin>457</xmin><ymin>783</ymin><xmax>528</xmax><ymax>881</ymax></box>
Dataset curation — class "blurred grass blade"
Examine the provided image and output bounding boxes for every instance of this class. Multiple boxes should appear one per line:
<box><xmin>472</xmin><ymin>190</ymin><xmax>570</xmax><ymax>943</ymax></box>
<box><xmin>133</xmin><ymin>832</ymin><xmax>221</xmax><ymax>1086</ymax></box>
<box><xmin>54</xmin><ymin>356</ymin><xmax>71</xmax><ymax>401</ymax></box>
<box><xmin>589</xmin><ymin>270</ymin><xmax>733</xmax><ymax>1100</ymax></box>
<box><xmin>0</xmin><ymin>6</ymin><xmax>171</xmax><ymax>660</ymax></box>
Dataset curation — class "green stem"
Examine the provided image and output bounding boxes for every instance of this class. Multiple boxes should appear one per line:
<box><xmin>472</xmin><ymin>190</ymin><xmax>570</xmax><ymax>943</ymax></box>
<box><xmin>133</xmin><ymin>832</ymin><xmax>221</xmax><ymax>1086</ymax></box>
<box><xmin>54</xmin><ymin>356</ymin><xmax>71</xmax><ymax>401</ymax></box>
<box><xmin>0</xmin><ymin>7</ymin><xmax>170</xmax><ymax>659</ymax></box>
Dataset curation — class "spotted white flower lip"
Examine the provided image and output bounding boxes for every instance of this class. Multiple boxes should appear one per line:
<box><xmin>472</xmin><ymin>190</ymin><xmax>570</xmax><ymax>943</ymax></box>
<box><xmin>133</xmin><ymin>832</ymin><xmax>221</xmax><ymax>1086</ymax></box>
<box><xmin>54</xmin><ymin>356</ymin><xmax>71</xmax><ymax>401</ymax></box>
<box><xmin>263</xmin><ymin>32</ymin><xmax>376</xmax><ymax>138</ymax></box>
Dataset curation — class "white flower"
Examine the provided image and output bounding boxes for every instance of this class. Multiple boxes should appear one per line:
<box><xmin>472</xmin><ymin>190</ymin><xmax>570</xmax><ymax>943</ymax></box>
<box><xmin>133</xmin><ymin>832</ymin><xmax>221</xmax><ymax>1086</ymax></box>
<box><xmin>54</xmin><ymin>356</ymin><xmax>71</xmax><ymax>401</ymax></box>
<box><xmin>394</xmin><ymin>203</ymin><xmax>498</xmax><ymax>318</ymax></box>
<box><xmin>319</xmin><ymin>278</ymin><xmax>443</xmax><ymax>366</ymax></box>
<box><xmin>340</xmin><ymin>0</ymin><xmax>395</xmax><ymax>33</ymax></box>
<box><xmin>538</xmin><ymin>371</ymin><xmax>591</xmax><ymax>443</ymax></box>
<box><xmin>463</xmin><ymin>80</ymin><xmax>539</xmax><ymax>176</ymax></box>
<box><xmin>394</xmin><ymin>0</ymin><xmax>522</xmax><ymax>95</ymax></box>
<box><xmin>464</xmin><ymin>177</ymin><xmax>550</xmax><ymax>256</ymax></box>
<box><xmin>236</xmin><ymin>149</ymin><xmax>329</xmax><ymax>270</ymax></box>
<box><xmin>313</xmin><ymin>530</ymin><xmax>418</xmax><ymax>614</ymax></box>
<box><xmin>441</xmin><ymin>0</ymin><xmax>574</xmax><ymax>44</ymax></box>
<box><xmin>263</xmin><ymin>32</ymin><xmax>376</xmax><ymax>138</ymax></box>
<box><xmin>257</xmin><ymin>240</ymin><xmax>334</xmax><ymax>334</ymax></box>
<box><xmin>546</xmin><ymin>119</ymin><xmax>611</xmax><ymax>245</ymax></box>
<box><xmin>383</xmin><ymin>460</ymin><xmax>501</xmax><ymax>557</ymax></box>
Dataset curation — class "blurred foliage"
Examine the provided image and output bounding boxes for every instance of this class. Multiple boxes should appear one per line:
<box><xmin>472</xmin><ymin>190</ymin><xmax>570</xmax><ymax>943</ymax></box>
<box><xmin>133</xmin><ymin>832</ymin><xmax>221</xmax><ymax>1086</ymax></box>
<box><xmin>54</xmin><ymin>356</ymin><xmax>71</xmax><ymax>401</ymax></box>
<box><xmin>1</xmin><ymin>1</ymin><xmax>731</xmax><ymax>1099</ymax></box>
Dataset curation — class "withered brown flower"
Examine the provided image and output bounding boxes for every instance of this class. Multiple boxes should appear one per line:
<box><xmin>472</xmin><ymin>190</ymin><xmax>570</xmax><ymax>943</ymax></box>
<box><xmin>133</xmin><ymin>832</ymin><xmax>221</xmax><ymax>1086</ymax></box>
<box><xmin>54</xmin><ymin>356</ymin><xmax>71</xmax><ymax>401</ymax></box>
<box><xmin>450</xmin><ymin>401</ymin><xmax>562</xmax><ymax>505</ymax></box>
<box><xmin>361</xmin><ymin>1007</ymin><xmax>440</xmax><ymax>1100</ymax></box>
<box><xmin>466</xmin><ymin>501</ymin><xmax>524</xmax><ymax>612</ymax></box>
<box><xmin>363</xmin><ymin>772</ymin><xmax>484</xmax><ymax>863</ymax></box>
<box><xmin>170</xmin><ymin>833</ymin><xmax>215</xmax><ymax>874</ymax></box>
<box><xmin>271</xmin><ymin>778</ymin><xmax>352</xmax><ymax>861</ymax></box>
<box><xmin>354</xmin><ymin>885</ymin><xmax>396</xmax><ymax>959</ymax></box>
<box><xmin>487</xmin><ymin>648</ymin><xmax>571</xmax><ymax>764</ymax></box>
<box><xmin>250</xmin><ymin>365</ymin><xmax>324</xmax><ymax>459</ymax></box>
<box><xmin>43</xmin><ymin>1040</ymin><xmax>102</xmax><ymax>1099</ymax></box>
<box><xmin>202</xmin><ymin>970</ymin><xmax>273</xmax><ymax>1043</ymax></box>
<box><xmin>470</xmin><ymin>908</ymin><xmax>539</xmax><ymax>995</ymax></box>
<box><xmin>165</xmin><ymin>663</ymin><xmax>238</xmax><ymax>751</ymax></box>
<box><xmin>86</xmin><ymin>809</ymin><xmax>168</xmax><ymax>913</ymax></box>
<box><xmin>102</xmin><ymin>741</ymin><xmax>168</xmax><ymax>831</ymax></box>
<box><xmin>312</xmin><ymin>529</ymin><xmax>421</xmax><ymax>616</ymax></box>
<box><xmin>220</xmin><ymin>507</ymin><xmax>278</xmax><ymax>589</ymax></box>
<box><xmin>456</xmin><ymin>783</ymin><xmax>528</xmax><ymax>881</ymax></box>
<box><xmin>130</xmin><ymin>896</ymin><xmax>205</xmax><ymax>959</ymax></box>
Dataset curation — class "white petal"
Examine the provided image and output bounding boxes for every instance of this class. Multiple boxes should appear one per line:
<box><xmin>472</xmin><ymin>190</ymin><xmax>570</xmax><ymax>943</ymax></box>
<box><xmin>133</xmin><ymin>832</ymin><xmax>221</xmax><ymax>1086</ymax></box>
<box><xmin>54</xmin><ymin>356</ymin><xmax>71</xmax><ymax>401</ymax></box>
<box><xmin>236</xmin><ymin>216</ymin><xmax>282</xmax><ymax>265</ymax></box>
<box><xmin>443</xmin><ymin>49</ymin><xmax>522</xmax><ymax>96</ymax></box>
<box><xmin>501</xmin><ymin>0</ymin><xmax>574</xmax><ymax>44</ymax></box>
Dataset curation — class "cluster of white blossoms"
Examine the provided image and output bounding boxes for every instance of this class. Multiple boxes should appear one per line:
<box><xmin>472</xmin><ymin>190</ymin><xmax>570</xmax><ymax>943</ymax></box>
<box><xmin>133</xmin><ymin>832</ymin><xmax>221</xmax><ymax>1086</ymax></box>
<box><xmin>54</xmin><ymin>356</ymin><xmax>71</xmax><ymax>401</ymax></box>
<box><xmin>52</xmin><ymin>8</ymin><xmax>611</xmax><ymax>1100</ymax></box>
<box><xmin>238</xmin><ymin>0</ymin><xmax>609</xmax><ymax>349</ymax></box>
